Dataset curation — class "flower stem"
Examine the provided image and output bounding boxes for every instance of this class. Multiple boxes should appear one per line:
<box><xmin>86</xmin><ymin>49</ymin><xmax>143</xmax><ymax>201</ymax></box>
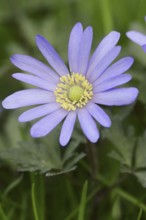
<box><xmin>31</xmin><ymin>182</ymin><xmax>40</xmax><ymax>220</ymax></box>
<box><xmin>30</xmin><ymin>173</ymin><xmax>45</xmax><ymax>220</ymax></box>
<box><xmin>86</xmin><ymin>140</ymin><xmax>98</xmax><ymax>179</ymax></box>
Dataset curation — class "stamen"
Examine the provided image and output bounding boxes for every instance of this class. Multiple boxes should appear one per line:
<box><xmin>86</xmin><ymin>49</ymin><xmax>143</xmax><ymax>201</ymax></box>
<box><xmin>54</xmin><ymin>73</ymin><xmax>93</xmax><ymax>111</ymax></box>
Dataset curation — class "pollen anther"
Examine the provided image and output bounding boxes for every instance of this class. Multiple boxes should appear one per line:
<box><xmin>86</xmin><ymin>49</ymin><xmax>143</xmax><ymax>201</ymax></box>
<box><xmin>54</xmin><ymin>73</ymin><xmax>93</xmax><ymax>111</ymax></box>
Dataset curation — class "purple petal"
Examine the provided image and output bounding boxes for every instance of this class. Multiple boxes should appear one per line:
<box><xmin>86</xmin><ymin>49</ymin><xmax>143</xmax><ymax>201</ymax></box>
<box><xmin>12</xmin><ymin>73</ymin><xmax>58</xmax><ymax>91</ymax></box>
<box><xmin>10</xmin><ymin>55</ymin><xmax>59</xmax><ymax>82</ymax></box>
<box><xmin>142</xmin><ymin>44</ymin><xmax>146</xmax><ymax>53</ymax></box>
<box><xmin>93</xmin><ymin>87</ymin><xmax>139</xmax><ymax>106</ymax></box>
<box><xmin>95</xmin><ymin>57</ymin><xmax>134</xmax><ymax>84</ymax></box>
<box><xmin>30</xmin><ymin>108</ymin><xmax>67</xmax><ymax>137</ymax></box>
<box><xmin>126</xmin><ymin>31</ymin><xmax>146</xmax><ymax>46</ymax></box>
<box><xmin>93</xmin><ymin>74</ymin><xmax>132</xmax><ymax>93</ymax></box>
<box><xmin>86</xmin><ymin>102</ymin><xmax>111</xmax><ymax>127</ymax></box>
<box><xmin>68</xmin><ymin>23</ymin><xmax>83</xmax><ymax>73</ymax></box>
<box><xmin>2</xmin><ymin>89</ymin><xmax>55</xmax><ymax>109</ymax></box>
<box><xmin>59</xmin><ymin>111</ymin><xmax>76</xmax><ymax>146</ymax></box>
<box><xmin>87</xmin><ymin>46</ymin><xmax>121</xmax><ymax>83</ymax></box>
<box><xmin>86</xmin><ymin>31</ymin><xmax>120</xmax><ymax>77</ymax></box>
<box><xmin>78</xmin><ymin>26</ymin><xmax>93</xmax><ymax>75</ymax></box>
<box><xmin>78</xmin><ymin>108</ymin><xmax>99</xmax><ymax>143</ymax></box>
<box><xmin>36</xmin><ymin>35</ymin><xmax>69</xmax><ymax>76</ymax></box>
<box><xmin>19</xmin><ymin>102</ymin><xmax>60</xmax><ymax>122</ymax></box>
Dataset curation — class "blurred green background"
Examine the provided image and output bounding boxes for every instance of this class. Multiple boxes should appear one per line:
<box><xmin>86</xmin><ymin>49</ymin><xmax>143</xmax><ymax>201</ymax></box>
<box><xmin>1</xmin><ymin>0</ymin><xmax>146</xmax><ymax>219</ymax></box>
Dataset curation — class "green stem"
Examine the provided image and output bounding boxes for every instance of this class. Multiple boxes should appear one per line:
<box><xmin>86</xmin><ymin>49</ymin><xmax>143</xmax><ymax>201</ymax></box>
<box><xmin>65</xmin><ymin>185</ymin><xmax>101</xmax><ymax>220</ymax></box>
<box><xmin>137</xmin><ymin>208</ymin><xmax>143</xmax><ymax>220</ymax></box>
<box><xmin>99</xmin><ymin>0</ymin><xmax>113</xmax><ymax>34</ymax></box>
<box><xmin>86</xmin><ymin>141</ymin><xmax>98</xmax><ymax>179</ymax></box>
<box><xmin>39</xmin><ymin>174</ymin><xmax>45</xmax><ymax>220</ymax></box>
<box><xmin>31</xmin><ymin>182</ymin><xmax>39</xmax><ymax>220</ymax></box>
<box><xmin>0</xmin><ymin>204</ymin><xmax>7</xmax><ymax>220</ymax></box>
<box><xmin>30</xmin><ymin>173</ymin><xmax>45</xmax><ymax>220</ymax></box>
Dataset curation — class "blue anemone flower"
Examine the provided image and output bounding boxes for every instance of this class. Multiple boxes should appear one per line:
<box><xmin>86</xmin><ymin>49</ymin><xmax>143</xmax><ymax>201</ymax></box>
<box><xmin>2</xmin><ymin>23</ymin><xmax>138</xmax><ymax>146</ymax></box>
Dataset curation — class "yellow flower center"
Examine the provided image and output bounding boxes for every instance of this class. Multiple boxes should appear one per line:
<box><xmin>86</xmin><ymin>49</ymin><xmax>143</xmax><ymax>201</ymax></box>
<box><xmin>54</xmin><ymin>73</ymin><xmax>93</xmax><ymax>111</ymax></box>
<box><xmin>69</xmin><ymin>85</ymin><xmax>84</xmax><ymax>101</ymax></box>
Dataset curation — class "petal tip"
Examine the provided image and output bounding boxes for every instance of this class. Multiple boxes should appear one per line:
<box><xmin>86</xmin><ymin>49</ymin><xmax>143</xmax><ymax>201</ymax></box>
<box><xmin>134</xmin><ymin>87</ymin><xmax>139</xmax><ymax>97</ymax></box>
<box><xmin>105</xmin><ymin>120</ymin><xmax>112</xmax><ymax>128</ymax></box>
<box><xmin>110</xmin><ymin>31</ymin><xmax>121</xmax><ymax>41</ymax></box>
<box><xmin>113</xmin><ymin>31</ymin><xmax>120</xmax><ymax>37</ymax></box>
<box><xmin>70</xmin><ymin>22</ymin><xmax>83</xmax><ymax>35</ymax></box>
<box><xmin>35</xmin><ymin>34</ymin><xmax>45</xmax><ymax>45</ymax></box>
<box><xmin>90</xmin><ymin>135</ymin><xmax>100</xmax><ymax>143</ymax></box>
<box><xmin>2</xmin><ymin>98</ymin><xmax>11</xmax><ymax>109</ymax></box>
<box><xmin>125</xmin><ymin>56</ymin><xmax>134</xmax><ymax>68</ymax></box>
<box><xmin>127</xmin><ymin>56</ymin><xmax>134</xmax><ymax>62</ymax></box>
<box><xmin>126</xmin><ymin>31</ymin><xmax>135</xmax><ymax>38</ymax></box>
<box><xmin>30</xmin><ymin>128</ymin><xmax>39</xmax><ymax>138</ymax></box>
<box><xmin>2</xmin><ymin>99</ymin><xmax>7</xmax><ymax>109</ymax></box>
<box><xmin>74</xmin><ymin>22</ymin><xmax>83</xmax><ymax>28</ymax></box>
<box><xmin>129</xmin><ymin>87</ymin><xmax>139</xmax><ymax>103</ymax></box>
<box><xmin>126</xmin><ymin>31</ymin><xmax>130</xmax><ymax>37</ymax></box>
<box><xmin>59</xmin><ymin>138</ymin><xmax>68</xmax><ymax>147</ymax></box>
<box><xmin>142</xmin><ymin>44</ymin><xmax>146</xmax><ymax>53</ymax></box>
<box><xmin>18</xmin><ymin>115</ymin><xmax>24</xmax><ymax>122</ymax></box>
<box><xmin>10</xmin><ymin>54</ymin><xmax>17</xmax><ymax>64</ymax></box>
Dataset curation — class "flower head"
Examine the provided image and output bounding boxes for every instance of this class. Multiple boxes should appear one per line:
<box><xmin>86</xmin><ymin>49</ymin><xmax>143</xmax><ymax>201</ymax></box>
<box><xmin>2</xmin><ymin>23</ymin><xmax>138</xmax><ymax>146</ymax></box>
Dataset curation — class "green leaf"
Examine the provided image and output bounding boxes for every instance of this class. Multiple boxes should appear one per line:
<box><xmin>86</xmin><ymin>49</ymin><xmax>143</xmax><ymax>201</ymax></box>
<box><xmin>115</xmin><ymin>188</ymin><xmax>146</xmax><ymax>212</ymax></box>
<box><xmin>137</xmin><ymin>208</ymin><xmax>143</xmax><ymax>220</ymax></box>
<box><xmin>78</xmin><ymin>181</ymin><xmax>88</xmax><ymax>220</ymax></box>
<box><xmin>0</xmin><ymin>139</ymin><xmax>62</xmax><ymax>173</ymax></box>
<box><xmin>0</xmin><ymin>204</ymin><xmax>7</xmax><ymax>220</ymax></box>
<box><xmin>131</xmin><ymin>132</ymin><xmax>146</xmax><ymax>187</ymax></box>
<box><xmin>103</xmin><ymin>118</ymin><xmax>136</xmax><ymax>168</ymax></box>
<box><xmin>135</xmin><ymin>132</ymin><xmax>146</xmax><ymax>168</ymax></box>
<box><xmin>103</xmin><ymin>117</ymin><xmax>146</xmax><ymax>188</ymax></box>
<box><xmin>0</xmin><ymin>123</ymin><xmax>86</xmax><ymax>175</ymax></box>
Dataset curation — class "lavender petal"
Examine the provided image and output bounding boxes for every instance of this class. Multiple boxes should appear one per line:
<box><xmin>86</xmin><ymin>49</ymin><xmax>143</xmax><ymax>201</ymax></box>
<box><xmin>68</xmin><ymin>23</ymin><xmax>83</xmax><ymax>73</ymax></box>
<box><xmin>86</xmin><ymin>102</ymin><xmax>111</xmax><ymax>127</ymax></box>
<box><xmin>60</xmin><ymin>111</ymin><xmax>76</xmax><ymax>146</ymax></box>
<box><xmin>87</xmin><ymin>46</ymin><xmax>121</xmax><ymax>83</ymax></box>
<box><xmin>19</xmin><ymin>102</ymin><xmax>60</xmax><ymax>122</ymax></box>
<box><xmin>142</xmin><ymin>44</ymin><xmax>146</xmax><ymax>53</ymax></box>
<box><xmin>78</xmin><ymin>108</ymin><xmax>100</xmax><ymax>143</ymax></box>
<box><xmin>12</xmin><ymin>73</ymin><xmax>58</xmax><ymax>91</ymax></box>
<box><xmin>10</xmin><ymin>54</ymin><xmax>59</xmax><ymax>82</ymax></box>
<box><xmin>95</xmin><ymin>57</ymin><xmax>134</xmax><ymax>84</ymax></box>
<box><xmin>93</xmin><ymin>74</ymin><xmax>132</xmax><ymax>93</ymax></box>
<box><xmin>36</xmin><ymin>35</ymin><xmax>69</xmax><ymax>76</ymax></box>
<box><xmin>2</xmin><ymin>89</ymin><xmax>55</xmax><ymax>109</ymax></box>
<box><xmin>93</xmin><ymin>87</ymin><xmax>139</xmax><ymax>106</ymax></box>
<box><xmin>86</xmin><ymin>31</ymin><xmax>120</xmax><ymax>78</ymax></box>
<box><xmin>126</xmin><ymin>31</ymin><xmax>146</xmax><ymax>46</ymax></box>
<box><xmin>78</xmin><ymin>26</ymin><xmax>93</xmax><ymax>75</ymax></box>
<box><xmin>30</xmin><ymin>108</ymin><xmax>67</xmax><ymax>137</ymax></box>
